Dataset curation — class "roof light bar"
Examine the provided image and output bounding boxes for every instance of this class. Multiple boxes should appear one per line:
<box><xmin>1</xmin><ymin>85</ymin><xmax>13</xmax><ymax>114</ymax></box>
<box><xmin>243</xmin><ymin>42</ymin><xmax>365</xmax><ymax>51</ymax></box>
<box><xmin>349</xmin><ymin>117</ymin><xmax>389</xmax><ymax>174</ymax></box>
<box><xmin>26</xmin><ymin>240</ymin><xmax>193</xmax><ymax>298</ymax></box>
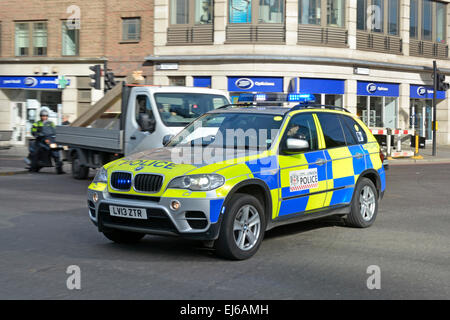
<box><xmin>237</xmin><ymin>93</ymin><xmax>316</xmax><ymax>103</ymax></box>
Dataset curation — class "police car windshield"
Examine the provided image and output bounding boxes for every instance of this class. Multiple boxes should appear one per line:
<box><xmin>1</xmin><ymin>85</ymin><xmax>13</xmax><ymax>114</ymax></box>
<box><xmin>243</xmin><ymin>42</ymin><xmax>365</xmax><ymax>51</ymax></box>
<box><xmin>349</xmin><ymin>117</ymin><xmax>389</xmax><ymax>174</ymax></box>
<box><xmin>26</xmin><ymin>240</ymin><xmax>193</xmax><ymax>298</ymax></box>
<box><xmin>154</xmin><ymin>93</ymin><xmax>229</xmax><ymax>127</ymax></box>
<box><xmin>167</xmin><ymin>112</ymin><xmax>283</xmax><ymax>150</ymax></box>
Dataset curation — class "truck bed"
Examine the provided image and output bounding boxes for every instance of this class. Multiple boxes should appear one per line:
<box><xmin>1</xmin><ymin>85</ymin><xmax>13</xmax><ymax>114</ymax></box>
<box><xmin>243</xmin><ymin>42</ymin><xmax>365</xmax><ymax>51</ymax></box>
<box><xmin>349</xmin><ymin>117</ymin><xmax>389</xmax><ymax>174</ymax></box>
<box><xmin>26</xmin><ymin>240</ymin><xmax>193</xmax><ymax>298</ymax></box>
<box><xmin>56</xmin><ymin>126</ymin><xmax>123</xmax><ymax>153</ymax></box>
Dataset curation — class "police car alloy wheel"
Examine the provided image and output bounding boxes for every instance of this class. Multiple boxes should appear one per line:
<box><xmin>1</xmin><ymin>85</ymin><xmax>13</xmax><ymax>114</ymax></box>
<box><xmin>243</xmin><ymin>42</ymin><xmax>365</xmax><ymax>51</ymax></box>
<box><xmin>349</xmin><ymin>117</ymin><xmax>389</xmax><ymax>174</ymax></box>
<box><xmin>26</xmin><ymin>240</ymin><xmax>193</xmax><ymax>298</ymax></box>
<box><xmin>215</xmin><ymin>194</ymin><xmax>266</xmax><ymax>260</ymax></box>
<box><xmin>345</xmin><ymin>178</ymin><xmax>379</xmax><ymax>228</ymax></box>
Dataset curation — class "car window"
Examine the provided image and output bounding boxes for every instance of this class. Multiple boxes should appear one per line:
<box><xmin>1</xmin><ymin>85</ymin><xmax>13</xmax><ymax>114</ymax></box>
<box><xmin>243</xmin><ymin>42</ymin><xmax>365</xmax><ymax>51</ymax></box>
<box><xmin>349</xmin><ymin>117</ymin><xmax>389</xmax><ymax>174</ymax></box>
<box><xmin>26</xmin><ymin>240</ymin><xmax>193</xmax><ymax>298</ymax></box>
<box><xmin>316</xmin><ymin>112</ymin><xmax>347</xmax><ymax>148</ymax></box>
<box><xmin>341</xmin><ymin>115</ymin><xmax>368</xmax><ymax>144</ymax></box>
<box><xmin>282</xmin><ymin>113</ymin><xmax>318</xmax><ymax>152</ymax></box>
<box><xmin>338</xmin><ymin>115</ymin><xmax>358</xmax><ymax>145</ymax></box>
<box><xmin>135</xmin><ymin>95</ymin><xmax>155</xmax><ymax>131</ymax></box>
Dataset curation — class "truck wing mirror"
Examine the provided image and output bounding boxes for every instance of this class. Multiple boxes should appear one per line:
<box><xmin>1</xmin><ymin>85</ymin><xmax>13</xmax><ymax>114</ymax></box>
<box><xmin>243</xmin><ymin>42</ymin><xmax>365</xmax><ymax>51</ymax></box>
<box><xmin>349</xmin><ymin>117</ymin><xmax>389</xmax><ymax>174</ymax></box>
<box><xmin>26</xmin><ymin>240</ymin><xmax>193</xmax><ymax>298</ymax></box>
<box><xmin>163</xmin><ymin>134</ymin><xmax>174</xmax><ymax>147</ymax></box>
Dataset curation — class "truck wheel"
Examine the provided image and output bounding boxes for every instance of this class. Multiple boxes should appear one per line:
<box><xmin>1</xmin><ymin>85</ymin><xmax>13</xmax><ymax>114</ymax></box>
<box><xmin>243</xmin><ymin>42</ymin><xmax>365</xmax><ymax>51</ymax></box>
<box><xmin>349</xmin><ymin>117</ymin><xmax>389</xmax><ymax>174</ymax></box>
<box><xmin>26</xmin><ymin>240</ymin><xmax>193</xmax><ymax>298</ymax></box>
<box><xmin>102</xmin><ymin>229</ymin><xmax>145</xmax><ymax>244</ymax></box>
<box><xmin>214</xmin><ymin>194</ymin><xmax>266</xmax><ymax>260</ymax></box>
<box><xmin>345</xmin><ymin>178</ymin><xmax>379</xmax><ymax>228</ymax></box>
<box><xmin>72</xmin><ymin>156</ymin><xmax>89</xmax><ymax>180</ymax></box>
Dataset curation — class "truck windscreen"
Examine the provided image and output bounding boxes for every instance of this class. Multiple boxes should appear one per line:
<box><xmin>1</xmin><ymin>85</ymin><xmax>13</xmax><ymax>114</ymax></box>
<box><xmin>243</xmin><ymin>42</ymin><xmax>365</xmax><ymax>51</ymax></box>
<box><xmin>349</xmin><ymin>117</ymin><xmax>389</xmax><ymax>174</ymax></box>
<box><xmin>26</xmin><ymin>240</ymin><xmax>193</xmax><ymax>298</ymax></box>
<box><xmin>154</xmin><ymin>93</ymin><xmax>229</xmax><ymax>127</ymax></box>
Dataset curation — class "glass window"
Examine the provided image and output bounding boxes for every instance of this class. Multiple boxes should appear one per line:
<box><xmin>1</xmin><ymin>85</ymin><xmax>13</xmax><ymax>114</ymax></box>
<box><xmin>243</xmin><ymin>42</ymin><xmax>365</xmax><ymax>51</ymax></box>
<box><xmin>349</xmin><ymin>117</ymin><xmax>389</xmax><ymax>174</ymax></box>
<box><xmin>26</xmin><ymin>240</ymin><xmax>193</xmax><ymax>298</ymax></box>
<box><xmin>259</xmin><ymin>0</ymin><xmax>284</xmax><ymax>23</ymax></box>
<box><xmin>388</xmin><ymin>0</ymin><xmax>398</xmax><ymax>35</ymax></box>
<box><xmin>341</xmin><ymin>115</ymin><xmax>368</xmax><ymax>144</ymax></box>
<box><xmin>135</xmin><ymin>95</ymin><xmax>155</xmax><ymax>132</ymax></box>
<box><xmin>410</xmin><ymin>0</ymin><xmax>418</xmax><ymax>38</ymax></box>
<box><xmin>122</xmin><ymin>18</ymin><xmax>141</xmax><ymax>41</ymax></box>
<box><xmin>169</xmin><ymin>76</ymin><xmax>186</xmax><ymax>86</ymax></box>
<box><xmin>230</xmin><ymin>0</ymin><xmax>252</xmax><ymax>23</ymax></box>
<box><xmin>195</xmin><ymin>0</ymin><xmax>213</xmax><ymax>24</ymax></box>
<box><xmin>299</xmin><ymin>0</ymin><xmax>321</xmax><ymax>25</ymax></box>
<box><xmin>62</xmin><ymin>22</ymin><xmax>79</xmax><ymax>56</ymax></box>
<box><xmin>171</xmin><ymin>0</ymin><xmax>190</xmax><ymax>24</ymax></box>
<box><xmin>371</xmin><ymin>0</ymin><xmax>384</xmax><ymax>33</ymax></box>
<box><xmin>325</xmin><ymin>94</ymin><xmax>343</xmax><ymax>107</ymax></box>
<box><xmin>327</xmin><ymin>0</ymin><xmax>345</xmax><ymax>27</ymax></box>
<box><xmin>283</xmin><ymin>113</ymin><xmax>318</xmax><ymax>152</ymax></box>
<box><xmin>15</xmin><ymin>23</ymin><xmax>29</xmax><ymax>56</ymax></box>
<box><xmin>436</xmin><ymin>2</ymin><xmax>446</xmax><ymax>43</ymax></box>
<box><xmin>316</xmin><ymin>113</ymin><xmax>347</xmax><ymax>148</ymax></box>
<box><xmin>422</xmin><ymin>0</ymin><xmax>432</xmax><ymax>41</ymax></box>
<box><xmin>33</xmin><ymin>22</ymin><xmax>47</xmax><ymax>56</ymax></box>
<box><xmin>357</xmin><ymin>96</ymin><xmax>369</xmax><ymax>126</ymax></box>
<box><xmin>357</xmin><ymin>0</ymin><xmax>367</xmax><ymax>30</ymax></box>
<box><xmin>370</xmin><ymin>96</ymin><xmax>383</xmax><ymax>127</ymax></box>
<box><xmin>154</xmin><ymin>93</ymin><xmax>229</xmax><ymax>127</ymax></box>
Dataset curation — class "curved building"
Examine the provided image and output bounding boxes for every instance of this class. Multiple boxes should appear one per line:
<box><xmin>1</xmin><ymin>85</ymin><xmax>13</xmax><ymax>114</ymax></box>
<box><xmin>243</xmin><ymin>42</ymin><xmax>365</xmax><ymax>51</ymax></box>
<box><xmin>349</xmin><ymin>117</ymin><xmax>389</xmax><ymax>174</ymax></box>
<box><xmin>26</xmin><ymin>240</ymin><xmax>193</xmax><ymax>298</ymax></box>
<box><xmin>149</xmin><ymin>0</ymin><xmax>450</xmax><ymax>145</ymax></box>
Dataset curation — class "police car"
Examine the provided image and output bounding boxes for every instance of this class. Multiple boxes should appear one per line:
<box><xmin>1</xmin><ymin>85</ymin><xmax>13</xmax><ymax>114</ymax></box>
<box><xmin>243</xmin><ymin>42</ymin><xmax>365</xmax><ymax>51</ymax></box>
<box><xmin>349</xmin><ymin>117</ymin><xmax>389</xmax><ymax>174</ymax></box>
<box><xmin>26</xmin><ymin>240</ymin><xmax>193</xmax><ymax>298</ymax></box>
<box><xmin>87</xmin><ymin>93</ymin><xmax>386</xmax><ymax>260</ymax></box>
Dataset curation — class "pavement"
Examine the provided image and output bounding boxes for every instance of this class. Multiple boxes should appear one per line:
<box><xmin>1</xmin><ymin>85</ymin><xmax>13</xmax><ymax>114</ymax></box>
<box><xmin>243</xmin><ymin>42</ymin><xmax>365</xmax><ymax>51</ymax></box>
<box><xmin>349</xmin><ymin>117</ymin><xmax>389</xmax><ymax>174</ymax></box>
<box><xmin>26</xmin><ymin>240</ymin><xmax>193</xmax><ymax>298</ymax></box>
<box><xmin>0</xmin><ymin>161</ymin><xmax>449</xmax><ymax>299</ymax></box>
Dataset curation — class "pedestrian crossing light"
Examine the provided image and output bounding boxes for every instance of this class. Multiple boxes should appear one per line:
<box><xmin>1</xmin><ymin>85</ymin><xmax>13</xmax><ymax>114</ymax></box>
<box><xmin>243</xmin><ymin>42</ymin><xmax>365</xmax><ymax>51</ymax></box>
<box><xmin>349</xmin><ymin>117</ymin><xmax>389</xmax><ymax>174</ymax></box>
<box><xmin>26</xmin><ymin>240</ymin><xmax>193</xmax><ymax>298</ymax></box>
<box><xmin>89</xmin><ymin>65</ymin><xmax>102</xmax><ymax>90</ymax></box>
<box><xmin>436</xmin><ymin>73</ymin><xmax>449</xmax><ymax>91</ymax></box>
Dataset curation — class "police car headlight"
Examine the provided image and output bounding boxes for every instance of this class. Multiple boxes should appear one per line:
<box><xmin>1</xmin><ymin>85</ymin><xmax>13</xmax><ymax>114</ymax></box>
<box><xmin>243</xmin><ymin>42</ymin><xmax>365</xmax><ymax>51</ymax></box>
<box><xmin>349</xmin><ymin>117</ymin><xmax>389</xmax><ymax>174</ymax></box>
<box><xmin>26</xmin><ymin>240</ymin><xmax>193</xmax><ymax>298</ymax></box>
<box><xmin>168</xmin><ymin>174</ymin><xmax>225</xmax><ymax>191</ymax></box>
<box><xmin>93</xmin><ymin>167</ymin><xmax>108</xmax><ymax>183</ymax></box>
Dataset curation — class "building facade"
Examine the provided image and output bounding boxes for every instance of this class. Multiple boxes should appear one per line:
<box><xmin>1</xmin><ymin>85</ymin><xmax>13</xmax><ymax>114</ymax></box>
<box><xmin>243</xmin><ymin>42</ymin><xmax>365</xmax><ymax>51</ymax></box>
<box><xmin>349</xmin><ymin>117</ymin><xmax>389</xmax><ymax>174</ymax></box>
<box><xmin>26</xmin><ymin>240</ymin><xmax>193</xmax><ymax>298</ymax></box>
<box><xmin>150</xmin><ymin>0</ymin><xmax>450</xmax><ymax>145</ymax></box>
<box><xmin>0</xmin><ymin>0</ymin><xmax>153</xmax><ymax>146</ymax></box>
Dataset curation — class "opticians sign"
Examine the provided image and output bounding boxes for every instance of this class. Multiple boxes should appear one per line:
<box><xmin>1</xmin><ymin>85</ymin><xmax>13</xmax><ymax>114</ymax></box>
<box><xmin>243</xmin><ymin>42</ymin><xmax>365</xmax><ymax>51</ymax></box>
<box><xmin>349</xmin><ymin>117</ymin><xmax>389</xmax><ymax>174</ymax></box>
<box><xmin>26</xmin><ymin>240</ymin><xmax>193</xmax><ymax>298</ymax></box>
<box><xmin>410</xmin><ymin>85</ymin><xmax>446</xmax><ymax>99</ymax></box>
<box><xmin>357</xmin><ymin>81</ymin><xmax>399</xmax><ymax>97</ymax></box>
<box><xmin>228</xmin><ymin>77</ymin><xmax>284</xmax><ymax>92</ymax></box>
<box><xmin>0</xmin><ymin>76</ymin><xmax>70</xmax><ymax>90</ymax></box>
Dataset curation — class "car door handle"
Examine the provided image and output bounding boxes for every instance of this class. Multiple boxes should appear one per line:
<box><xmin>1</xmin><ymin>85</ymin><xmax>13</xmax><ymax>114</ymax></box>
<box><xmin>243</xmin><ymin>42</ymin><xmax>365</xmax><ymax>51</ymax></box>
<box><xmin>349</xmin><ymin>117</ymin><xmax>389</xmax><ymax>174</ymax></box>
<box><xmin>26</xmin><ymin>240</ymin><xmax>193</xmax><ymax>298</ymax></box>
<box><xmin>130</xmin><ymin>136</ymin><xmax>136</xmax><ymax>140</ymax></box>
<box><xmin>315</xmin><ymin>159</ymin><xmax>327</xmax><ymax>166</ymax></box>
<box><xmin>355</xmin><ymin>153</ymin><xmax>364</xmax><ymax>159</ymax></box>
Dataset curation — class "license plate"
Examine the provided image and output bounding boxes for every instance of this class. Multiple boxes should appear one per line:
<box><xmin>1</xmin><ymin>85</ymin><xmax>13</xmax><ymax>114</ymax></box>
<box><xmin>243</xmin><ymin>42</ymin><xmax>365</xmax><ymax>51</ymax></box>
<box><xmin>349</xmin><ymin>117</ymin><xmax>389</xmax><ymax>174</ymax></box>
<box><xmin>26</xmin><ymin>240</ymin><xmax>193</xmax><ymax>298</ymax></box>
<box><xmin>109</xmin><ymin>205</ymin><xmax>147</xmax><ymax>220</ymax></box>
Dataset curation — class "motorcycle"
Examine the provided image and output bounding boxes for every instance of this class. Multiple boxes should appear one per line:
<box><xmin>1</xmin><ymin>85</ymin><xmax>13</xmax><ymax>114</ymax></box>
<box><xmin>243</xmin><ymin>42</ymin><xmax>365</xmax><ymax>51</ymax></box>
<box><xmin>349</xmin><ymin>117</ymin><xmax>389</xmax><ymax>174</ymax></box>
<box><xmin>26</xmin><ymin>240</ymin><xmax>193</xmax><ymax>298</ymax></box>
<box><xmin>25</xmin><ymin>124</ymin><xmax>66</xmax><ymax>174</ymax></box>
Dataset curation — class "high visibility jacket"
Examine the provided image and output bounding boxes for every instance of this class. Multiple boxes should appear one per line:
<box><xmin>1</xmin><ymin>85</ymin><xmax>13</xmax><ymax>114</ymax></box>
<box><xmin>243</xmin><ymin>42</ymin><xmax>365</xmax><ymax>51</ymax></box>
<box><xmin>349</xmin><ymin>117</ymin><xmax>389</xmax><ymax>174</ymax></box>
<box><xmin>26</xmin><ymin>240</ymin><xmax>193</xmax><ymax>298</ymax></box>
<box><xmin>31</xmin><ymin>120</ymin><xmax>55</xmax><ymax>138</ymax></box>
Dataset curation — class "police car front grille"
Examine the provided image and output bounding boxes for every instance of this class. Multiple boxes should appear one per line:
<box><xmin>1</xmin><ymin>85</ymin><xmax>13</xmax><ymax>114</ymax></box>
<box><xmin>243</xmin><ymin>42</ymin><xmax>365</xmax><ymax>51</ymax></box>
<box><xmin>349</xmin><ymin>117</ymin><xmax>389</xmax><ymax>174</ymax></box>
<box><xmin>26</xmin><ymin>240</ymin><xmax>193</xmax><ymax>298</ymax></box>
<box><xmin>111</xmin><ymin>172</ymin><xmax>132</xmax><ymax>190</ymax></box>
<box><xmin>134</xmin><ymin>174</ymin><xmax>163</xmax><ymax>193</ymax></box>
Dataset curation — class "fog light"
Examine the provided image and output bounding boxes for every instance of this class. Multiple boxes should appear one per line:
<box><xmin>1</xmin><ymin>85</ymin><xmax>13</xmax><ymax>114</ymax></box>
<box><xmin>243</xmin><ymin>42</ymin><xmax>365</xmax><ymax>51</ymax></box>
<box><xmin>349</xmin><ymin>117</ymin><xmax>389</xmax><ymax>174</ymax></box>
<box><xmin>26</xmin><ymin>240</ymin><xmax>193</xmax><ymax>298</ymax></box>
<box><xmin>93</xmin><ymin>192</ymin><xmax>99</xmax><ymax>203</ymax></box>
<box><xmin>170</xmin><ymin>200</ymin><xmax>181</xmax><ymax>211</ymax></box>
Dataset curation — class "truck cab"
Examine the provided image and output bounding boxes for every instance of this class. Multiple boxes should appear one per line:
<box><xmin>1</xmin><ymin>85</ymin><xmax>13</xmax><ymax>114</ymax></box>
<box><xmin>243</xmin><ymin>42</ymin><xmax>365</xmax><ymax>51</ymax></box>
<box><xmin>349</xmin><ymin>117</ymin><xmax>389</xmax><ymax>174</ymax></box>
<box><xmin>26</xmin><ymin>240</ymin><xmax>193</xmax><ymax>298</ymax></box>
<box><xmin>56</xmin><ymin>84</ymin><xmax>230</xmax><ymax>179</ymax></box>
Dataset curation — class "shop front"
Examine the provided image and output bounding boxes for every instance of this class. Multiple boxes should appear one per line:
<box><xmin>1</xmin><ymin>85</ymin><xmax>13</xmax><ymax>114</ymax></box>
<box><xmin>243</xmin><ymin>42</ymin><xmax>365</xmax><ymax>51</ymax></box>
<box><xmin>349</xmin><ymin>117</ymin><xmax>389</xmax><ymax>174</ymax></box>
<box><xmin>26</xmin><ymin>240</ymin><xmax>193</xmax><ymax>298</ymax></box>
<box><xmin>0</xmin><ymin>75</ymin><xmax>70</xmax><ymax>144</ymax></box>
<box><xmin>409</xmin><ymin>85</ymin><xmax>445</xmax><ymax>140</ymax></box>
<box><xmin>228</xmin><ymin>76</ymin><xmax>284</xmax><ymax>103</ymax></box>
<box><xmin>356</xmin><ymin>81</ymin><xmax>399</xmax><ymax>129</ymax></box>
<box><xmin>288</xmin><ymin>77</ymin><xmax>345</xmax><ymax>107</ymax></box>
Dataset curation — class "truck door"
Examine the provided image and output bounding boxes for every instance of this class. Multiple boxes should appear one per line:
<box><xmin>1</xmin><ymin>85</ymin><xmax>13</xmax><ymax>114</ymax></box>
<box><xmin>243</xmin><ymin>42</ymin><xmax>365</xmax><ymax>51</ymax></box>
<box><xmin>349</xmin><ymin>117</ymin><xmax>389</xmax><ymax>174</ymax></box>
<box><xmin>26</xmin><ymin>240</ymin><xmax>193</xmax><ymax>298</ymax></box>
<box><xmin>124</xmin><ymin>90</ymin><xmax>160</xmax><ymax>155</ymax></box>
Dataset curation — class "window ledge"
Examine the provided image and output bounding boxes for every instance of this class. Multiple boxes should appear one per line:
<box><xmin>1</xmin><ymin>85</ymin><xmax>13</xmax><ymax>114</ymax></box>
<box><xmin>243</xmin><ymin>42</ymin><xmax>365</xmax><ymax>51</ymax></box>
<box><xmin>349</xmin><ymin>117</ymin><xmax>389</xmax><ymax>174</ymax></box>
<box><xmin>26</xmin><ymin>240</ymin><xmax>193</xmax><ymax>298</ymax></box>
<box><xmin>119</xmin><ymin>40</ymin><xmax>141</xmax><ymax>44</ymax></box>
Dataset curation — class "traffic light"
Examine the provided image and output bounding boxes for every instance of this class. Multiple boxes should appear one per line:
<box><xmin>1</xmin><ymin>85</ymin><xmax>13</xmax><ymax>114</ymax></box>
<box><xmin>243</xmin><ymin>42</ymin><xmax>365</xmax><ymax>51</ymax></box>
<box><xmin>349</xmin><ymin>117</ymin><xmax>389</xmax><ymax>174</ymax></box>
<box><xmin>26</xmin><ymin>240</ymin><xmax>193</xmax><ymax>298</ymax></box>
<box><xmin>105</xmin><ymin>70</ymin><xmax>117</xmax><ymax>91</ymax></box>
<box><xmin>89</xmin><ymin>65</ymin><xmax>102</xmax><ymax>90</ymax></box>
<box><xmin>436</xmin><ymin>73</ymin><xmax>449</xmax><ymax>91</ymax></box>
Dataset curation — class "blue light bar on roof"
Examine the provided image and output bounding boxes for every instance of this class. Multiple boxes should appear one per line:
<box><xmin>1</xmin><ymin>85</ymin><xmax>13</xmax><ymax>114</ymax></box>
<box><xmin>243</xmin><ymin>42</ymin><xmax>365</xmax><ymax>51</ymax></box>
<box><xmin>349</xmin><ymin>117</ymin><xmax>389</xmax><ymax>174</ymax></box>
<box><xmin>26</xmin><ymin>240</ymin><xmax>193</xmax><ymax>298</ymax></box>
<box><xmin>237</xmin><ymin>93</ymin><xmax>315</xmax><ymax>103</ymax></box>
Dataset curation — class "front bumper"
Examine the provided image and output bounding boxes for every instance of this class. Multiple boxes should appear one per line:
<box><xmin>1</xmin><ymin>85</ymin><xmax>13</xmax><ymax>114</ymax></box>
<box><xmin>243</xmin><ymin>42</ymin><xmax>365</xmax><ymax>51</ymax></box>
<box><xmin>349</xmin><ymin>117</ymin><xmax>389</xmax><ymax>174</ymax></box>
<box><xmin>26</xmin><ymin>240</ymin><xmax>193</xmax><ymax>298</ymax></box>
<box><xmin>87</xmin><ymin>188</ymin><xmax>223</xmax><ymax>241</ymax></box>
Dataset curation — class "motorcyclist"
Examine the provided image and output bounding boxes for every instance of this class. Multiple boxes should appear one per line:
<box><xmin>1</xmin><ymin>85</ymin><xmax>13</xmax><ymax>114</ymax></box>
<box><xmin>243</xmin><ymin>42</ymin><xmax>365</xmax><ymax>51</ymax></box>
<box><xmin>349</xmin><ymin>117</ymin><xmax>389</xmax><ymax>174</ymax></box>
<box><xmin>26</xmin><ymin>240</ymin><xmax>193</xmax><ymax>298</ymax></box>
<box><xmin>28</xmin><ymin>110</ymin><xmax>65</xmax><ymax>174</ymax></box>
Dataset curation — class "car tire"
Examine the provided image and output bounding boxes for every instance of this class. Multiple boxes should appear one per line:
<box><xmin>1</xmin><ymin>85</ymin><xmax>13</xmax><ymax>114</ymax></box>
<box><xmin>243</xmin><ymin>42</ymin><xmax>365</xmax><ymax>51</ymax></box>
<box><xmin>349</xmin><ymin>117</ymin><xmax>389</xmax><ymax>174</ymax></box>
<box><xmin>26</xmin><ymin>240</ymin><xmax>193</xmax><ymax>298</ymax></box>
<box><xmin>72</xmin><ymin>155</ymin><xmax>89</xmax><ymax>180</ymax></box>
<box><xmin>215</xmin><ymin>194</ymin><xmax>266</xmax><ymax>260</ymax></box>
<box><xmin>345</xmin><ymin>177</ymin><xmax>379</xmax><ymax>228</ymax></box>
<box><xmin>102</xmin><ymin>229</ymin><xmax>145</xmax><ymax>244</ymax></box>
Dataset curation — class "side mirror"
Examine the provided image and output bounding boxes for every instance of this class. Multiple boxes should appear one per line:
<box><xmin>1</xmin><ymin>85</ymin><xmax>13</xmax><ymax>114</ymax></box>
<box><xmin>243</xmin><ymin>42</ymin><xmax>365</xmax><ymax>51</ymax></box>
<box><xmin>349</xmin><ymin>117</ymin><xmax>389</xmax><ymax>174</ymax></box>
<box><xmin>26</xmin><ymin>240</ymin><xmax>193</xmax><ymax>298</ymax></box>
<box><xmin>162</xmin><ymin>134</ymin><xmax>174</xmax><ymax>146</ymax></box>
<box><xmin>283</xmin><ymin>138</ymin><xmax>309</xmax><ymax>154</ymax></box>
<box><xmin>138</xmin><ymin>113</ymin><xmax>155</xmax><ymax>133</ymax></box>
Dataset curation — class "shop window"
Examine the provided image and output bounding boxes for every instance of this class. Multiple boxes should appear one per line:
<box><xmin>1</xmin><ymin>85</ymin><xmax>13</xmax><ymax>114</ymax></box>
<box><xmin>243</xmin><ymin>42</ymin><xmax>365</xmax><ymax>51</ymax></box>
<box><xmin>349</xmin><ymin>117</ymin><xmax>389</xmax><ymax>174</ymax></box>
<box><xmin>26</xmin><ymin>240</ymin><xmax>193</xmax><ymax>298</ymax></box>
<box><xmin>169</xmin><ymin>76</ymin><xmax>186</xmax><ymax>86</ymax></box>
<box><xmin>357</xmin><ymin>95</ymin><xmax>398</xmax><ymax>129</ymax></box>
<box><xmin>15</xmin><ymin>21</ymin><xmax>47</xmax><ymax>57</ymax></box>
<box><xmin>62</xmin><ymin>21</ymin><xmax>79</xmax><ymax>56</ymax></box>
<box><xmin>122</xmin><ymin>18</ymin><xmax>141</xmax><ymax>41</ymax></box>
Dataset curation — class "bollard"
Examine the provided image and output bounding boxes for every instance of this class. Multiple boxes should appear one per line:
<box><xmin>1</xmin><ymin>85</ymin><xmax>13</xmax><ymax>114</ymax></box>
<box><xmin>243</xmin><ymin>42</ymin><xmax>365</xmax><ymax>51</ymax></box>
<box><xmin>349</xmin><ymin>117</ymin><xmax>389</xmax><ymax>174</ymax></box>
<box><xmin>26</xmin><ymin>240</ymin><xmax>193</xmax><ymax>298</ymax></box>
<box><xmin>386</xmin><ymin>128</ymin><xmax>392</xmax><ymax>157</ymax></box>
<box><xmin>414</xmin><ymin>131</ymin><xmax>419</xmax><ymax>156</ymax></box>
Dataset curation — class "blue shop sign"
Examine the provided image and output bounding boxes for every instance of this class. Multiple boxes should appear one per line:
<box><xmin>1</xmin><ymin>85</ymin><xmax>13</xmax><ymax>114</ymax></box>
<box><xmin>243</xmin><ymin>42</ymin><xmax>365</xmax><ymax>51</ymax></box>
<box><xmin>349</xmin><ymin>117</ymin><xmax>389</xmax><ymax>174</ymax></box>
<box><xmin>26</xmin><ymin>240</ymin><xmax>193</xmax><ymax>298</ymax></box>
<box><xmin>0</xmin><ymin>76</ymin><xmax>70</xmax><ymax>90</ymax></box>
<box><xmin>410</xmin><ymin>85</ymin><xmax>446</xmax><ymax>99</ymax></box>
<box><xmin>228</xmin><ymin>77</ymin><xmax>284</xmax><ymax>93</ymax></box>
<box><xmin>193</xmin><ymin>76</ymin><xmax>212</xmax><ymax>88</ymax></box>
<box><xmin>288</xmin><ymin>78</ymin><xmax>345</xmax><ymax>94</ymax></box>
<box><xmin>357</xmin><ymin>81</ymin><xmax>399</xmax><ymax>97</ymax></box>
